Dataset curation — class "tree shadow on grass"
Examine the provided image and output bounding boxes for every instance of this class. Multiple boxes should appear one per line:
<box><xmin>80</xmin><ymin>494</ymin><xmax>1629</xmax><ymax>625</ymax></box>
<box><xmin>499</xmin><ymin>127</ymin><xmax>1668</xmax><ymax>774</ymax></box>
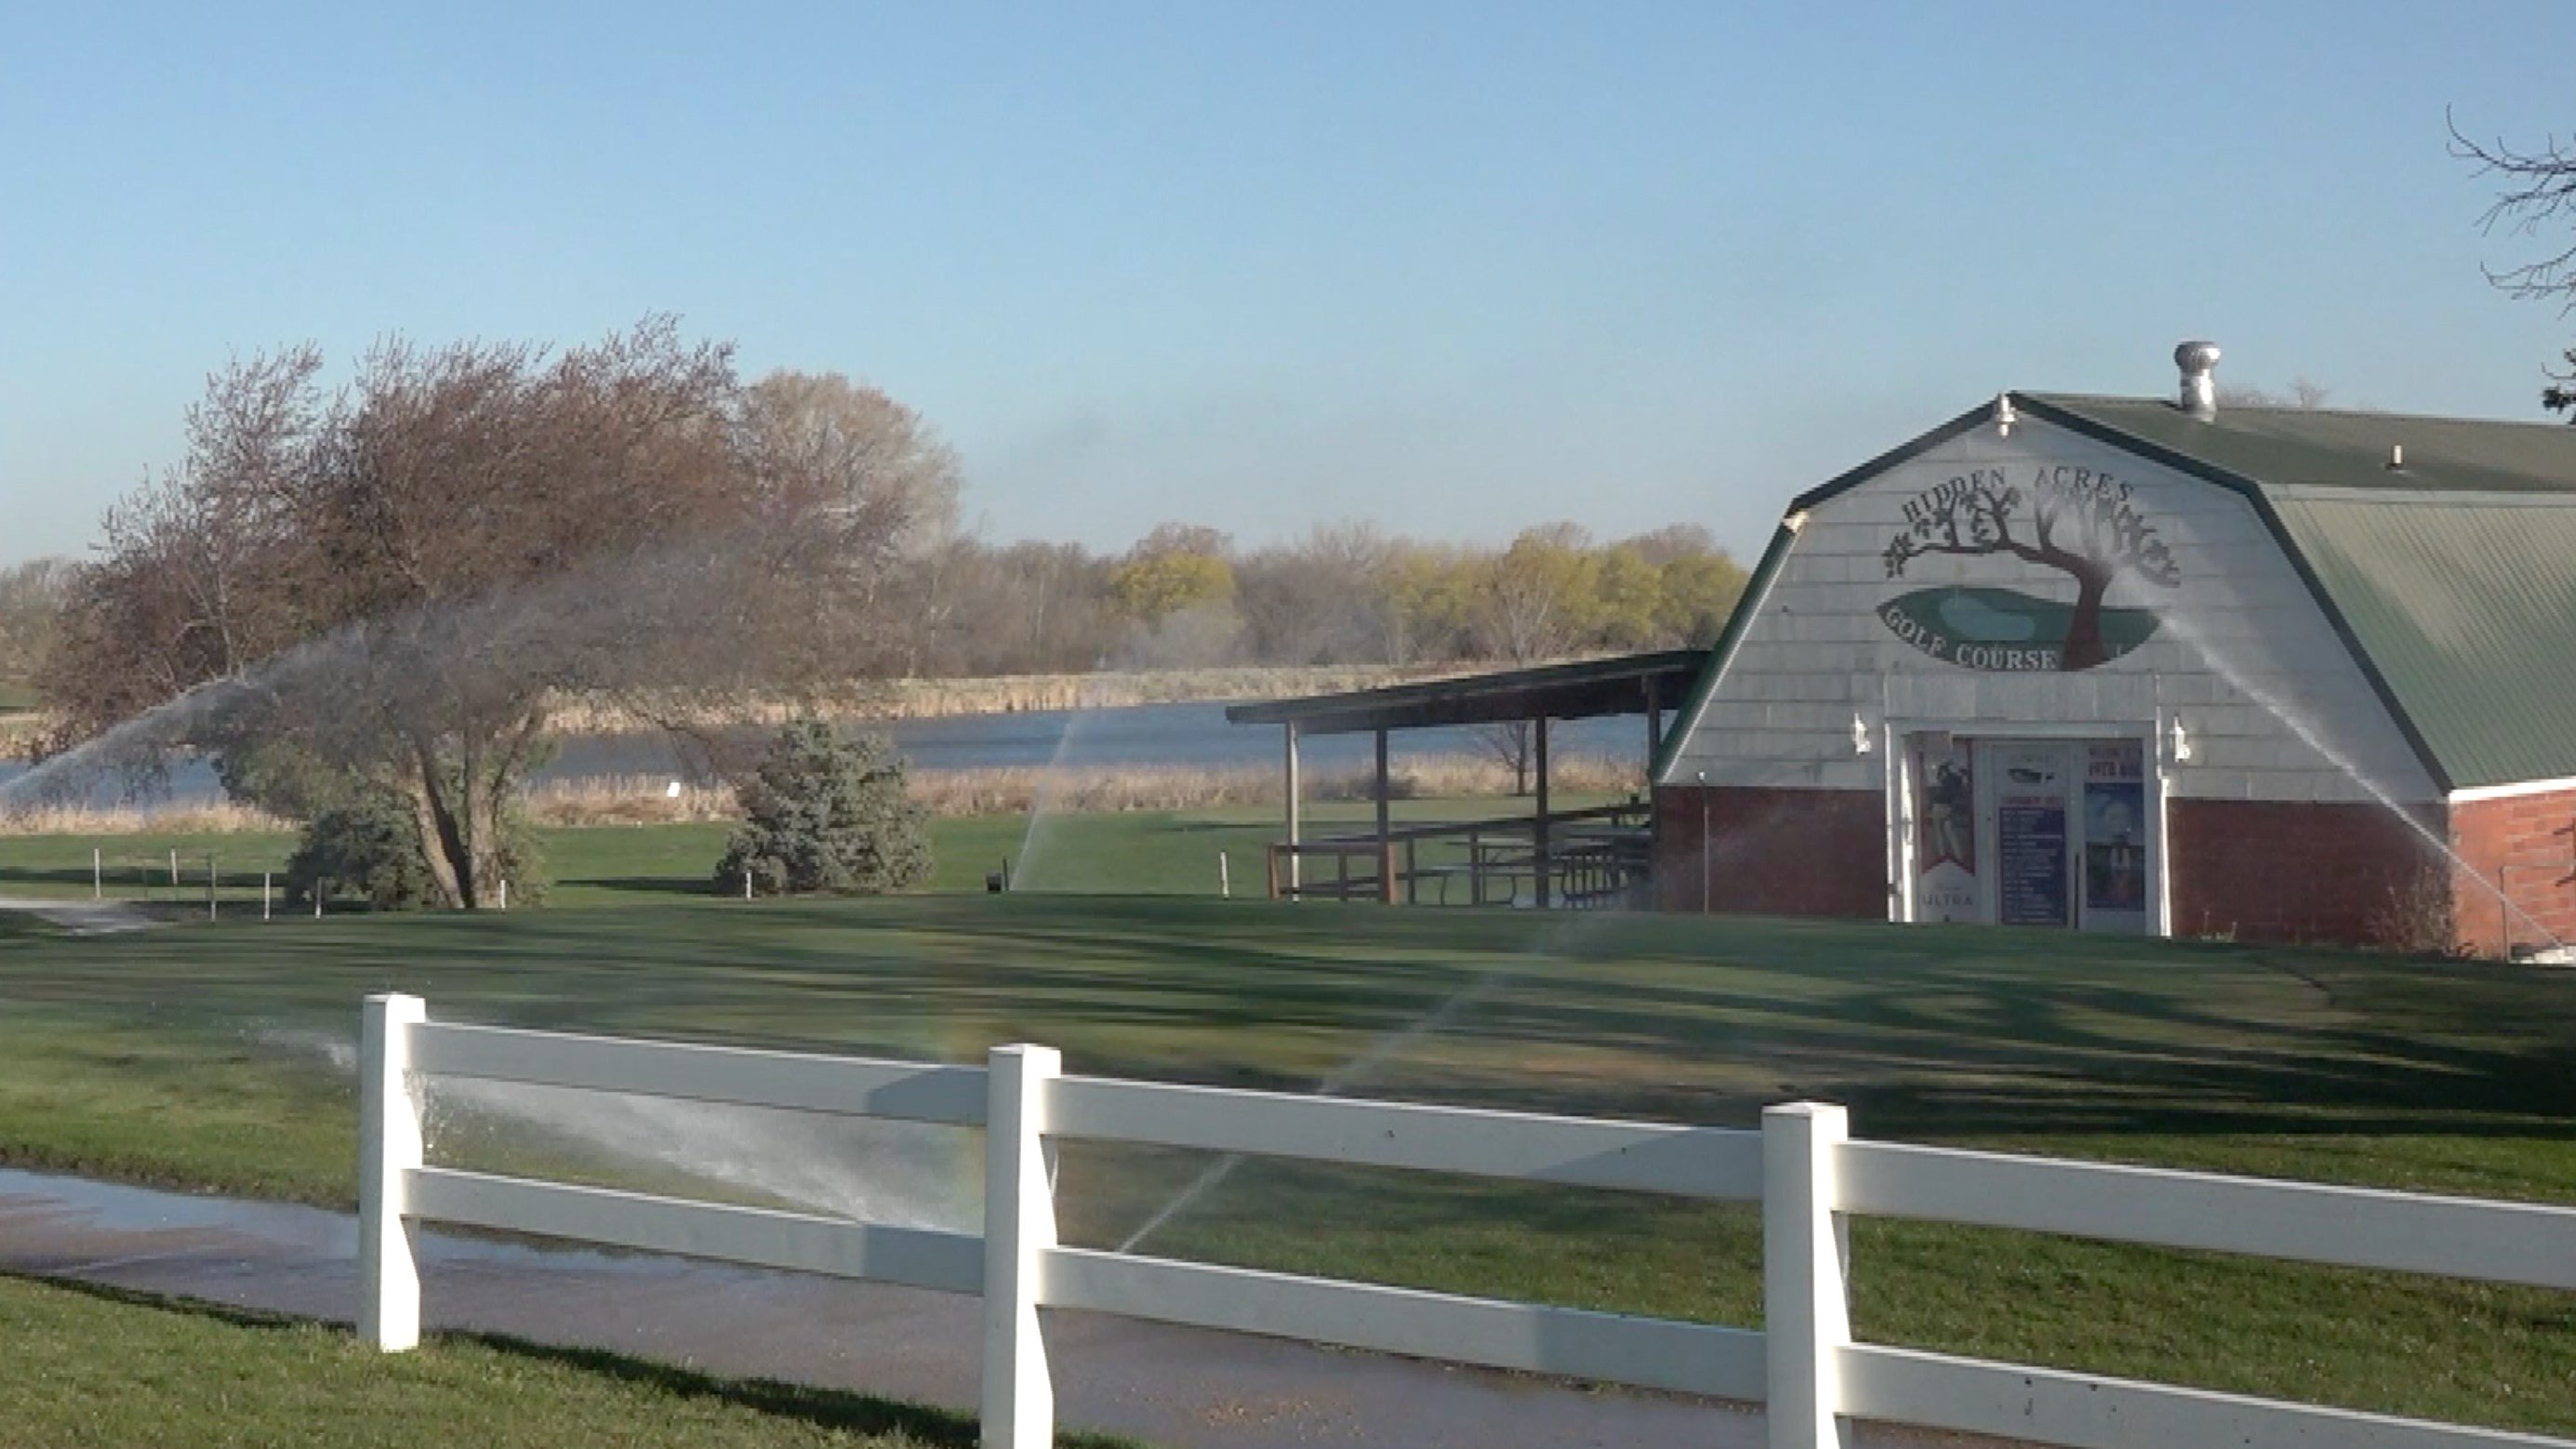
<box><xmin>0</xmin><ymin>864</ymin><xmax>109</xmax><ymax>892</ymax></box>
<box><xmin>556</xmin><ymin>874</ymin><xmax>733</xmax><ymax>897</ymax></box>
<box><xmin>4</xmin><ymin>1270</ymin><xmax>1136</xmax><ymax>1449</ymax></box>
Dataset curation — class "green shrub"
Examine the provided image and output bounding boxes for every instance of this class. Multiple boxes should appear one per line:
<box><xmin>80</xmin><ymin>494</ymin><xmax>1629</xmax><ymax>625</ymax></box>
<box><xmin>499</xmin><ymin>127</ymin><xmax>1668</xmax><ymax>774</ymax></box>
<box><xmin>283</xmin><ymin>791</ymin><xmax>434</xmax><ymax>911</ymax></box>
<box><xmin>284</xmin><ymin>786</ymin><xmax>544</xmax><ymax>911</ymax></box>
<box><xmin>715</xmin><ymin>722</ymin><xmax>930</xmax><ymax>896</ymax></box>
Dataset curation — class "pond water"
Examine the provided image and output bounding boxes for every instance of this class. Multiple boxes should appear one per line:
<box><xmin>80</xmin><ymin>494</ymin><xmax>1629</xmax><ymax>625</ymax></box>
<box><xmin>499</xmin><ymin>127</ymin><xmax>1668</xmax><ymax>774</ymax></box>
<box><xmin>1</xmin><ymin>701</ymin><xmax>1651</xmax><ymax>806</ymax></box>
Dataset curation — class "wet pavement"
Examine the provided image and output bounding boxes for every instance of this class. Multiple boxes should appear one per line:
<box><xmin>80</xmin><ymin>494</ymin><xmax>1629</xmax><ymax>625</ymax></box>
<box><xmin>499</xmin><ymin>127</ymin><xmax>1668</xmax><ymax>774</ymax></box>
<box><xmin>0</xmin><ymin>1167</ymin><xmax>2006</xmax><ymax>1448</ymax></box>
<box><xmin>0</xmin><ymin>895</ymin><xmax>161</xmax><ymax>934</ymax></box>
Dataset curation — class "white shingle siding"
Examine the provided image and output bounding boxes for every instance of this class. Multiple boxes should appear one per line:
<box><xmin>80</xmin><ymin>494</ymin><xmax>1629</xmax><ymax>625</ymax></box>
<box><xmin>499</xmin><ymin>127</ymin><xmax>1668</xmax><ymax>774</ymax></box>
<box><xmin>1664</xmin><ymin>417</ymin><xmax>2439</xmax><ymax>805</ymax></box>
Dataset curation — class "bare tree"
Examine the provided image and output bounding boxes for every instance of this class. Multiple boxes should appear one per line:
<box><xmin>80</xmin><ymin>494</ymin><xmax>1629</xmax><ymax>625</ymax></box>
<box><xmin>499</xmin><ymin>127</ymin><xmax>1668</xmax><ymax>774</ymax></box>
<box><xmin>2454</xmin><ymin>112</ymin><xmax>2576</xmax><ymax>306</ymax></box>
<box><xmin>2215</xmin><ymin>378</ymin><xmax>2335</xmax><ymax>409</ymax></box>
<box><xmin>0</xmin><ymin>557</ymin><xmax>77</xmax><ymax>693</ymax></box>
<box><xmin>1476</xmin><ymin>719</ymin><xmax>1536</xmax><ymax>796</ymax></box>
<box><xmin>1881</xmin><ymin>474</ymin><xmax>2179</xmax><ymax>670</ymax></box>
<box><xmin>1472</xmin><ymin>523</ymin><xmax>1598</xmax><ymax>664</ymax></box>
<box><xmin>1236</xmin><ymin>522</ymin><xmax>1399</xmax><ymax>665</ymax></box>
<box><xmin>1619</xmin><ymin>523</ymin><xmax>1719</xmax><ymax>567</ymax></box>
<box><xmin>38</xmin><ymin>320</ymin><xmax>926</xmax><ymax>908</ymax></box>
<box><xmin>2452</xmin><ymin>111</ymin><xmax>2576</xmax><ymax>418</ymax></box>
<box><xmin>741</xmin><ymin>370</ymin><xmax>962</xmax><ymax>556</ymax></box>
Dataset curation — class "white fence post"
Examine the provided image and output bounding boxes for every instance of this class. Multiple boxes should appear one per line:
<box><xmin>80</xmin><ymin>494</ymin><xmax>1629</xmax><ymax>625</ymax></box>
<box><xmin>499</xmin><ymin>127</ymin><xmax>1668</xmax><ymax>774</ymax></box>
<box><xmin>982</xmin><ymin>1044</ymin><xmax>1060</xmax><ymax>1449</ymax></box>
<box><xmin>360</xmin><ymin>992</ymin><xmax>427</xmax><ymax>1351</ymax></box>
<box><xmin>1765</xmin><ymin>1102</ymin><xmax>1852</xmax><ymax>1449</ymax></box>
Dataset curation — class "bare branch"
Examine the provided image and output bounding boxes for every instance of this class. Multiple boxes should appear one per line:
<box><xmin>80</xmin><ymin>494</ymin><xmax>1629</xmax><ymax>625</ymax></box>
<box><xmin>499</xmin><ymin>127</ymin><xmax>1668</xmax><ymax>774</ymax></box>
<box><xmin>2451</xmin><ymin>107</ymin><xmax>2576</xmax><ymax>309</ymax></box>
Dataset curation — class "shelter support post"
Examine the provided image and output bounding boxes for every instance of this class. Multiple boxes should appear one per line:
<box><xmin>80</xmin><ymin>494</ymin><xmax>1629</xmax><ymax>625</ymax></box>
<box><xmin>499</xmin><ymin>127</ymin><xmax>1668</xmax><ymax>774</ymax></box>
<box><xmin>1374</xmin><ymin>728</ymin><xmax>1393</xmax><ymax>904</ymax></box>
<box><xmin>1534</xmin><ymin>715</ymin><xmax>1551</xmax><ymax>910</ymax></box>
<box><xmin>1283</xmin><ymin>723</ymin><xmax>1301</xmax><ymax>897</ymax></box>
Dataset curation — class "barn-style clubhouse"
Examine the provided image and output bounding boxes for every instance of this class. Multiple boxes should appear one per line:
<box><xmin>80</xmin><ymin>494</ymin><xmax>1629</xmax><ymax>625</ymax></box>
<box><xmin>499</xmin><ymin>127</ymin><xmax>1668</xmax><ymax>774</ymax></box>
<box><xmin>1240</xmin><ymin>346</ymin><xmax>2576</xmax><ymax>957</ymax></box>
<box><xmin>1653</xmin><ymin>346</ymin><xmax>2576</xmax><ymax>956</ymax></box>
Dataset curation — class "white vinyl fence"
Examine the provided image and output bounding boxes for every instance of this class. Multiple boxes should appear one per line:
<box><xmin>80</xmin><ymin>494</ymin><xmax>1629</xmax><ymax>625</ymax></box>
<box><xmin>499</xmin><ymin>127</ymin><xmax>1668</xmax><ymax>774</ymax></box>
<box><xmin>358</xmin><ymin>993</ymin><xmax>2576</xmax><ymax>1449</ymax></box>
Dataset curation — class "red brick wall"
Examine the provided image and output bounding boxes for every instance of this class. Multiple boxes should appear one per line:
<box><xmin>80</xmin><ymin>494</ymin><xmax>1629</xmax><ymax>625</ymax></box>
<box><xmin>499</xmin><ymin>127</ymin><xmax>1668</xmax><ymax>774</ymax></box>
<box><xmin>2450</xmin><ymin>788</ymin><xmax>2576</xmax><ymax>959</ymax></box>
<box><xmin>1649</xmin><ymin>786</ymin><xmax>2575</xmax><ymax>955</ymax></box>
<box><xmin>1653</xmin><ymin>785</ymin><xmax>1887</xmax><ymax>919</ymax></box>
<box><xmin>2165</xmin><ymin>799</ymin><xmax>2450</xmax><ymax>949</ymax></box>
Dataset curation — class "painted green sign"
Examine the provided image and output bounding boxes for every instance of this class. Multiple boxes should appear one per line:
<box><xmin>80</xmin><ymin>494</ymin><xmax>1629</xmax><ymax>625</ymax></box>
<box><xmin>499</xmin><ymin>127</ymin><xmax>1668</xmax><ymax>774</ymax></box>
<box><xmin>1879</xmin><ymin>465</ymin><xmax>2181</xmax><ymax>672</ymax></box>
<box><xmin>1877</xmin><ymin>586</ymin><xmax>2161</xmax><ymax>672</ymax></box>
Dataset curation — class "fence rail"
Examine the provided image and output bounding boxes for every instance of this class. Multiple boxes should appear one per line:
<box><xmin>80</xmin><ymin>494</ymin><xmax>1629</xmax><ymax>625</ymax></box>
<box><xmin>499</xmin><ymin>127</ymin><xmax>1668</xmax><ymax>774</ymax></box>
<box><xmin>357</xmin><ymin>994</ymin><xmax>2576</xmax><ymax>1449</ymax></box>
<box><xmin>1836</xmin><ymin>1345</ymin><xmax>2542</xmax><ymax>1449</ymax></box>
<box><xmin>1044</xmin><ymin>1245</ymin><xmax>1768</xmax><ymax>1401</ymax></box>
<box><xmin>1838</xmin><ymin>1139</ymin><xmax>2576</xmax><ymax>1292</ymax></box>
<box><xmin>1048</xmin><ymin>1074</ymin><xmax>1763</xmax><ymax>1197</ymax></box>
<box><xmin>408</xmin><ymin>1020</ymin><xmax>988</xmax><ymax>1123</ymax></box>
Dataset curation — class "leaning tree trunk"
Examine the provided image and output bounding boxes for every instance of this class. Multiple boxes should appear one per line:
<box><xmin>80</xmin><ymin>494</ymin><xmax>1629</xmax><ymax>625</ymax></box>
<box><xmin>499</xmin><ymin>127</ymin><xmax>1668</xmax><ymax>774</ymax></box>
<box><xmin>405</xmin><ymin>738</ymin><xmax>504</xmax><ymax>910</ymax></box>
<box><xmin>2060</xmin><ymin>570</ymin><xmax>2113</xmax><ymax>671</ymax></box>
<box><xmin>406</xmin><ymin>771</ymin><xmax>469</xmax><ymax>910</ymax></box>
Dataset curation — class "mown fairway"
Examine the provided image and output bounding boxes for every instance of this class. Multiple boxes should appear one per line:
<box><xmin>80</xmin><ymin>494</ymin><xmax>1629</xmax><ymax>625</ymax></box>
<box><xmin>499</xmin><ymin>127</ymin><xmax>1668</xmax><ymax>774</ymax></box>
<box><xmin>0</xmin><ymin>793</ymin><xmax>1613</xmax><ymax>906</ymax></box>
<box><xmin>2</xmin><ymin>817</ymin><xmax>2575</xmax><ymax>1433</ymax></box>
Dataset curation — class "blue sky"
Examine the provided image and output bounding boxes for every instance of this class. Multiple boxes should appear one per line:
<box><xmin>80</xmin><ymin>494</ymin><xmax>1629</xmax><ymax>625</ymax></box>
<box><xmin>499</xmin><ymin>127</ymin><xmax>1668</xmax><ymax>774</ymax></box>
<box><xmin>2</xmin><ymin>2</ymin><xmax>2568</xmax><ymax>565</ymax></box>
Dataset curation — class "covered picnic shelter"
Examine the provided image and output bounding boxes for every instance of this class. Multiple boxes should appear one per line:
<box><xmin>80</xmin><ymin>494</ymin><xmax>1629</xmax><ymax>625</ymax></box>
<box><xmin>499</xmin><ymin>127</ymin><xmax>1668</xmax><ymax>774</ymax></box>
<box><xmin>1225</xmin><ymin>649</ymin><xmax>1705</xmax><ymax>908</ymax></box>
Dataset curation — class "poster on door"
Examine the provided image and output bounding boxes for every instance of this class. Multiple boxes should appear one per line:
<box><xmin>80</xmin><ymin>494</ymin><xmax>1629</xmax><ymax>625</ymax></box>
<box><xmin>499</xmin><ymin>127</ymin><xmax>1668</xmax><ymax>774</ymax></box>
<box><xmin>1994</xmin><ymin>743</ymin><xmax>2069</xmax><ymax>926</ymax></box>
<box><xmin>1913</xmin><ymin>738</ymin><xmax>1977</xmax><ymax>923</ymax></box>
<box><xmin>2083</xmin><ymin>740</ymin><xmax>2149</xmax><ymax>929</ymax></box>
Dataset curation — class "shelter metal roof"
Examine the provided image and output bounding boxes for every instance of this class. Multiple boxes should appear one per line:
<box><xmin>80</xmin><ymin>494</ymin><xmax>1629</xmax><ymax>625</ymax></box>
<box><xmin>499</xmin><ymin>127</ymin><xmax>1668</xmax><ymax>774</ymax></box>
<box><xmin>1227</xmin><ymin>649</ymin><xmax>1706</xmax><ymax>738</ymax></box>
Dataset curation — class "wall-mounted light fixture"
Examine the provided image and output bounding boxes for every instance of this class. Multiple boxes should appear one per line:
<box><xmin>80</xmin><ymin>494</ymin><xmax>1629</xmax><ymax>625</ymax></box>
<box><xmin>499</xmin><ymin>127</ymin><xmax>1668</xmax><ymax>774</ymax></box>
<box><xmin>2169</xmin><ymin>717</ymin><xmax>2194</xmax><ymax>764</ymax></box>
<box><xmin>1852</xmin><ymin>713</ymin><xmax>1875</xmax><ymax>755</ymax></box>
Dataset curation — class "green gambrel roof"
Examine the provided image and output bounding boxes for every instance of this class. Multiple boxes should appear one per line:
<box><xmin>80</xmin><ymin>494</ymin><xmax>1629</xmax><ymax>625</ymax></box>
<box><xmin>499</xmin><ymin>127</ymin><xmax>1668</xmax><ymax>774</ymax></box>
<box><xmin>2022</xmin><ymin>395</ymin><xmax>2576</xmax><ymax>791</ymax></box>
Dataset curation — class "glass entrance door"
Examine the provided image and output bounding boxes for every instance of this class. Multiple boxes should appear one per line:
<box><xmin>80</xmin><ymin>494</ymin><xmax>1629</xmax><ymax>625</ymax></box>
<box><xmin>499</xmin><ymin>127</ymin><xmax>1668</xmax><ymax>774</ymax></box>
<box><xmin>1905</xmin><ymin>734</ymin><xmax>2156</xmax><ymax>934</ymax></box>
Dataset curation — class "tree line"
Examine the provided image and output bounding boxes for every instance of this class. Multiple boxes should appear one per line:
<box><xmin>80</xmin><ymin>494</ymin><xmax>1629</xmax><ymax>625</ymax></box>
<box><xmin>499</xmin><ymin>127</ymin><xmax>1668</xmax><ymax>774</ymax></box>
<box><xmin>3</xmin><ymin>413</ymin><xmax>1750</xmax><ymax>705</ymax></box>
<box><xmin>888</xmin><ymin>517</ymin><xmax>1746</xmax><ymax>679</ymax></box>
<box><xmin>5</xmin><ymin>319</ymin><xmax>1746</xmax><ymax>909</ymax></box>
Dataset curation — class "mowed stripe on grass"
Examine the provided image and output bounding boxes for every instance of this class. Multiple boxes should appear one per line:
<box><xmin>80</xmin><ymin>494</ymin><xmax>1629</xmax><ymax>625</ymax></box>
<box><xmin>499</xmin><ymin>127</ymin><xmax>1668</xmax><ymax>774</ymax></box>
<box><xmin>2</xmin><ymin>876</ymin><xmax>2575</xmax><ymax>1431</ymax></box>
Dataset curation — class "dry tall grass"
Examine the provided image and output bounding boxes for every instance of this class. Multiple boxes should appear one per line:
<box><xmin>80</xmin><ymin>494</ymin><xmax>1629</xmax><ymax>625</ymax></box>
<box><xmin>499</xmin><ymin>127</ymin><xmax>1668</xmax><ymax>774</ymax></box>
<box><xmin>5</xmin><ymin>754</ymin><xmax>1646</xmax><ymax>835</ymax></box>
<box><xmin>539</xmin><ymin>660</ymin><xmax>1563</xmax><ymax>733</ymax></box>
<box><xmin>0</xmin><ymin>800</ymin><xmax>291</xmax><ymax>836</ymax></box>
<box><xmin>522</xmin><ymin>754</ymin><xmax>1642</xmax><ymax>826</ymax></box>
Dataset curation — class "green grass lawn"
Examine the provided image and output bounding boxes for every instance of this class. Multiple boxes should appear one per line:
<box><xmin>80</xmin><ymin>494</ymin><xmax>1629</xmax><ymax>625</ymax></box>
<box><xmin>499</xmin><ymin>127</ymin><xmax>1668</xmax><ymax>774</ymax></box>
<box><xmin>0</xmin><ymin>793</ymin><xmax>1609</xmax><ymax>908</ymax></box>
<box><xmin>2</xmin><ymin>817</ymin><xmax>2575</xmax><ymax>1432</ymax></box>
<box><xmin>0</xmin><ymin>1272</ymin><xmax>1126</xmax><ymax>1448</ymax></box>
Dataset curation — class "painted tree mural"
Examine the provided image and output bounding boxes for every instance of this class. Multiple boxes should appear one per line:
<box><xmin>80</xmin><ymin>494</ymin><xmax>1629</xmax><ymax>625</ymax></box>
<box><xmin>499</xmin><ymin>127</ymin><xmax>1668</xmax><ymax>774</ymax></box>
<box><xmin>1882</xmin><ymin>474</ymin><xmax>2180</xmax><ymax>670</ymax></box>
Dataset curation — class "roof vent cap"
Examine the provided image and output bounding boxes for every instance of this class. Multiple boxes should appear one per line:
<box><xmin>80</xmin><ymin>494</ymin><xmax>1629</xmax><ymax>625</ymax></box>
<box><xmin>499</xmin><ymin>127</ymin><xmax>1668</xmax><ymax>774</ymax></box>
<box><xmin>2175</xmin><ymin>340</ymin><xmax>2221</xmax><ymax>420</ymax></box>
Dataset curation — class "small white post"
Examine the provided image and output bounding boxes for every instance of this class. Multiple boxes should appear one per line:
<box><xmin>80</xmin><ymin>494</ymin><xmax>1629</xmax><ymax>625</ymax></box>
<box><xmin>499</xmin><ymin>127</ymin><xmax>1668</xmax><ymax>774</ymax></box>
<box><xmin>262</xmin><ymin>873</ymin><xmax>272</xmax><ymax>920</ymax></box>
<box><xmin>498</xmin><ymin>879</ymin><xmax>509</xmax><ymax>911</ymax></box>
<box><xmin>1218</xmin><ymin>850</ymin><xmax>1230</xmax><ymax>898</ymax></box>
<box><xmin>207</xmin><ymin>854</ymin><xmax>218</xmax><ymax>922</ymax></box>
<box><xmin>982</xmin><ymin>1044</ymin><xmax>1060</xmax><ymax>1449</ymax></box>
<box><xmin>360</xmin><ymin>992</ymin><xmax>427</xmax><ymax>1351</ymax></box>
<box><xmin>1764</xmin><ymin>1102</ymin><xmax>1852</xmax><ymax>1449</ymax></box>
<box><xmin>92</xmin><ymin>847</ymin><xmax>100</xmax><ymax>900</ymax></box>
<box><xmin>744</xmin><ymin>869</ymin><xmax>753</xmax><ymax>900</ymax></box>
<box><xmin>168</xmin><ymin>847</ymin><xmax>179</xmax><ymax>887</ymax></box>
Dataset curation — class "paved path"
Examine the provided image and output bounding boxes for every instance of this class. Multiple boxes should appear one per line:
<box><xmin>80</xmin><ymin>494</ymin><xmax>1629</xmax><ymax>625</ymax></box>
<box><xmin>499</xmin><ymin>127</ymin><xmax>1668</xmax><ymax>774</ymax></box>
<box><xmin>0</xmin><ymin>1167</ymin><xmax>2012</xmax><ymax>1449</ymax></box>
